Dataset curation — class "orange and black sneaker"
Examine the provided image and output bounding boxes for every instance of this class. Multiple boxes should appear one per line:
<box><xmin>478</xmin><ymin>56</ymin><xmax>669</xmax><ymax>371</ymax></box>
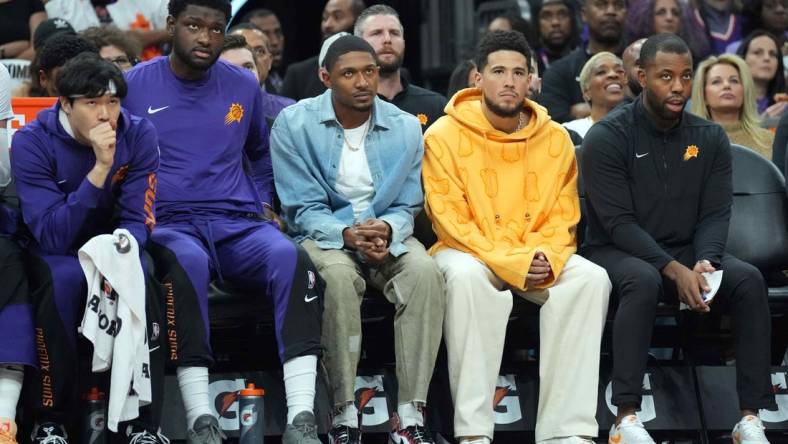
<box><xmin>0</xmin><ymin>418</ymin><xmax>17</xmax><ymax>444</ymax></box>
<box><xmin>608</xmin><ymin>415</ymin><xmax>655</xmax><ymax>444</ymax></box>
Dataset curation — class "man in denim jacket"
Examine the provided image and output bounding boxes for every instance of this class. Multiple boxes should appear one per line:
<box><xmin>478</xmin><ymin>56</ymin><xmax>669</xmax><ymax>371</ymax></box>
<box><xmin>271</xmin><ymin>35</ymin><xmax>445</xmax><ymax>444</ymax></box>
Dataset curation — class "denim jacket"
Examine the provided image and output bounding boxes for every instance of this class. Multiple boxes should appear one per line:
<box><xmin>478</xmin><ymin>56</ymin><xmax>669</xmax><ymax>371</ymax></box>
<box><xmin>270</xmin><ymin>89</ymin><xmax>424</xmax><ymax>257</ymax></box>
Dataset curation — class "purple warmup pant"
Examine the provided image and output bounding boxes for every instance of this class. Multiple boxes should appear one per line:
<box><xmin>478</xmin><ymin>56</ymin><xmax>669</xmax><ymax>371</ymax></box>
<box><xmin>0</xmin><ymin>237</ymin><xmax>35</xmax><ymax>368</ymax></box>
<box><xmin>147</xmin><ymin>216</ymin><xmax>323</xmax><ymax>367</ymax></box>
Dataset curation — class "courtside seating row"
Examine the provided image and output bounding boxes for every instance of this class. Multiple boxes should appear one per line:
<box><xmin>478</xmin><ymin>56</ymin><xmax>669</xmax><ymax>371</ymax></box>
<box><xmin>207</xmin><ymin>144</ymin><xmax>788</xmax><ymax>369</ymax></box>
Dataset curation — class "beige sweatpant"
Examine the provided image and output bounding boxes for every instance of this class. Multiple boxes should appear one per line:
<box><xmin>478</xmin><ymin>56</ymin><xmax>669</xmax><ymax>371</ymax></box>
<box><xmin>433</xmin><ymin>249</ymin><xmax>611</xmax><ymax>442</ymax></box>
<box><xmin>302</xmin><ymin>237</ymin><xmax>446</xmax><ymax>407</ymax></box>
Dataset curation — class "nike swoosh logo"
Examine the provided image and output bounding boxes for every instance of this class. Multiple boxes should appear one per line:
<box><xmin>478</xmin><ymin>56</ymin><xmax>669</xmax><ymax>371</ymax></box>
<box><xmin>147</xmin><ymin>105</ymin><xmax>169</xmax><ymax>114</ymax></box>
<box><xmin>57</xmin><ymin>179</ymin><xmax>67</xmax><ymax>184</ymax></box>
<box><xmin>636</xmin><ymin>152</ymin><xmax>650</xmax><ymax>158</ymax></box>
<box><xmin>304</xmin><ymin>294</ymin><xmax>318</xmax><ymax>303</ymax></box>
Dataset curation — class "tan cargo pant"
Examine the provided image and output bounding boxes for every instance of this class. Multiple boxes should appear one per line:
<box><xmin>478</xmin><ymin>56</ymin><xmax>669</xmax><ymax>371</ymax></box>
<box><xmin>433</xmin><ymin>249</ymin><xmax>611</xmax><ymax>442</ymax></box>
<box><xmin>302</xmin><ymin>237</ymin><xmax>446</xmax><ymax>407</ymax></box>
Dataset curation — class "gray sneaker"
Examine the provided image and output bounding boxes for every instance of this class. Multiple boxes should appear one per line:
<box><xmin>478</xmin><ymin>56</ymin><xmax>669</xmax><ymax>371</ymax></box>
<box><xmin>186</xmin><ymin>415</ymin><xmax>226</xmax><ymax>444</ymax></box>
<box><xmin>283</xmin><ymin>411</ymin><xmax>321</xmax><ymax>444</ymax></box>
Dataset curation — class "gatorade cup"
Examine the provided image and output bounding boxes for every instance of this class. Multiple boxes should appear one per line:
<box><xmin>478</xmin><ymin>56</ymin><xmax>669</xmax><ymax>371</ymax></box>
<box><xmin>239</xmin><ymin>383</ymin><xmax>265</xmax><ymax>444</ymax></box>
<box><xmin>83</xmin><ymin>387</ymin><xmax>106</xmax><ymax>444</ymax></box>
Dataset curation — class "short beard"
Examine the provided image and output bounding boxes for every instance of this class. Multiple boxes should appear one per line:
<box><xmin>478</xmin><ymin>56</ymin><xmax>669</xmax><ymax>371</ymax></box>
<box><xmin>483</xmin><ymin>92</ymin><xmax>521</xmax><ymax>118</ymax></box>
<box><xmin>644</xmin><ymin>87</ymin><xmax>680</xmax><ymax>120</ymax></box>
<box><xmin>628</xmin><ymin>77</ymin><xmax>642</xmax><ymax>96</ymax></box>
<box><xmin>378</xmin><ymin>56</ymin><xmax>403</xmax><ymax>76</ymax></box>
<box><xmin>589</xmin><ymin>28</ymin><xmax>622</xmax><ymax>47</ymax></box>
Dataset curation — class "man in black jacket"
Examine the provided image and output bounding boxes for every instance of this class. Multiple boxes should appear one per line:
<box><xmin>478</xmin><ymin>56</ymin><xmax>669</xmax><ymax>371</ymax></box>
<box><xmin>280</xmin><ymin>0</ymin><xmax>365</xmax><ymax>101</ymax></box>
<box><xmin>539</xmin><ymin>0</ymin><xmax>626</xmax><ymax>123</ymax></box>
<box><xmin>582</xmin><ymin>34</ymin><xmax>775</xmax><ymax>444</ymax></box>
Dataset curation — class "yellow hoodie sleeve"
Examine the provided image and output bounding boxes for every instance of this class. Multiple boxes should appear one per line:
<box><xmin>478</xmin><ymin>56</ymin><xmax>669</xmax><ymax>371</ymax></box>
<box><xmin>423</xmin><ymin>133</ymin><xmax>535</xmax><ymax>288</ymax></box>
<box><xmin>525</xmin><ymin>133</ymin><xmax>580</xmax><ymax>289</ymax></box>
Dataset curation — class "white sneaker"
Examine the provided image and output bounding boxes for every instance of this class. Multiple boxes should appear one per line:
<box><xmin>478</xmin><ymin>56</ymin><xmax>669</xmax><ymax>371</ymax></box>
<box><xmin>732</xmin><ymin>415</ymin><xmax>769</xmax><ymax>444</ymax></box>
<box><xmin>608</xmin><ymin>415</ymin><xmax>655</xmax><ymax>444</ymax></box>
<box><xmin>537</xmin><ymin>437</ymin><xmax>594</xmax><ymax>444</ymax></box>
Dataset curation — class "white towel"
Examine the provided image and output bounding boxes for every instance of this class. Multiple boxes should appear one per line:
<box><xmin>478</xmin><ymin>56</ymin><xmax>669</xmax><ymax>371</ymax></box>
<box><xmin>79</xmin><ymin>229</ymin><xmax>151</xmax><ymax>432</ymax></box>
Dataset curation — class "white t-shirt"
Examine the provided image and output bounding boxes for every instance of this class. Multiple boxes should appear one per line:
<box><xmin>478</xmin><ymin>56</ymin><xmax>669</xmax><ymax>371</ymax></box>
<box><xmin>562</xmin><ymin>116</ymin><xmax>594</xmax><ymax>138</ymax></box>
<box><xmin>335</xmin><ymin>119</ymin><xmax>374</xmax><ymax>220</ymax></box>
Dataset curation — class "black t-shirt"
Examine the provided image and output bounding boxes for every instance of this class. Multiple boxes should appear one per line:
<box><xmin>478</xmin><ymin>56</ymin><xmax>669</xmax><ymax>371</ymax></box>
<box><xmin>0</xmin><ymin>0</ymin><xmax>45</xmax><ymax>46</ymax></box>
<box><xmin>383</xmin><ymin>77</ymin><xmax>447</xmax><ymax>133</ymax></box>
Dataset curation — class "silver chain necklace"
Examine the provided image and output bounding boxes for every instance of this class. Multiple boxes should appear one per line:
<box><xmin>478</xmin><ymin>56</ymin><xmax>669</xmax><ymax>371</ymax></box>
<box><xmin>343</xmin><ymin>121</ymin><xmax>369</xmax><ymax>152</ymax></box>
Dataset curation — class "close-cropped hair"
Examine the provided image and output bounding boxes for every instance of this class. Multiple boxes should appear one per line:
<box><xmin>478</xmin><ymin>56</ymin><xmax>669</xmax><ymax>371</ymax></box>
<box><xmin>578</xmin><ymin>52</ymin><xmax>623</xmax><ymax>101</ymax></box>
<box><xmin>168</xmin><ymin>0</ymin><xmax>232</xmax><ymax>22</ymax></box>
<box><xmin>639</xmin><ymin>33</ymin><xmax>691</xmax><ymax>68</ymax></box>
<box><xmin>322</xmin><ymin>35</ymin><xmax>377</xmax><ymax>72</ymax></box>
<box><xmin>690</xmin><ymin>54</ymin><xmax>770</xmax><ymax>150</ymax></box>
<box><xmin>475</xmin><ymin>30</ymin><xmax>532</xmax><ymax>73</ymax></box>
<box><xmin>354</xmin><ymin>4</ymin><xmax>402</xmax><ymax>36</ymax></box>
<box><xmin>56</xmin><ymin>52</ymin><xmax>128</xmax><ymax>101</ymax></box>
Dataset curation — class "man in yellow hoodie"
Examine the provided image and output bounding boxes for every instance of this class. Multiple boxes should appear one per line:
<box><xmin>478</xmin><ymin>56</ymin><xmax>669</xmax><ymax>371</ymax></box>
<box><xmin>422</xmin><ymin>30</ymin><xmax>611</xmax><ymax>444</ymax></box>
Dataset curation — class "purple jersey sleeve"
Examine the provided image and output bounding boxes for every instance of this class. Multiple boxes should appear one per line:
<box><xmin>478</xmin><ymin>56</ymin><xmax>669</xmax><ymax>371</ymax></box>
<box><xmin>244</xmin><ymin>86</ymin><xmax>274</xmax><ymax>207</ymax></box>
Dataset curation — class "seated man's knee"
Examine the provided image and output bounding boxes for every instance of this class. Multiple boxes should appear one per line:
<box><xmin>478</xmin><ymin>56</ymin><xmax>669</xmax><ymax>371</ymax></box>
<box><xmin>321</xmin><ymin>263</ymin><xmax>366</xmax><ymax>297</ymax></box>
<box><xmin>618</xmin><ymin>263</ymin><xmax>662</xmax><ymax>305</ymax></box>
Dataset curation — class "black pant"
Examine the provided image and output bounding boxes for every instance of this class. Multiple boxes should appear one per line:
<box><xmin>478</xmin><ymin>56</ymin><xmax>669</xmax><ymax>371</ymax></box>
<box><xmin>25</xmin><ymin>251</ymin><xmax>165</xmax><ymax>431</ymax></box>
<box><xmin>583</xmin><ymin>245</ymin><xmax>777</xmax><ymax>411</ymax></box>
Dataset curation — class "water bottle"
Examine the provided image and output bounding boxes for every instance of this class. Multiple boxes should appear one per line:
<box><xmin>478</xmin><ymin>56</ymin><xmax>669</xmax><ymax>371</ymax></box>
<box><xmin>83</xmin><ymin>387</ymin><xmax>106</xmax><ymax>444</ymax></box>
<box><xmin>238</xmin><ymin>383</ymin><xmax>265</xmax><ymax>444</ymax></box>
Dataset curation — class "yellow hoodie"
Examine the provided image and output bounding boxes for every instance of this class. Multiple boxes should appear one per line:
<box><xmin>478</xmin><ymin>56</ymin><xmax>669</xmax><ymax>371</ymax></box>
<box><xmin>423</xmin><ymin>88</ymin><xmax>580</xmax><ymax>290</ymax></box>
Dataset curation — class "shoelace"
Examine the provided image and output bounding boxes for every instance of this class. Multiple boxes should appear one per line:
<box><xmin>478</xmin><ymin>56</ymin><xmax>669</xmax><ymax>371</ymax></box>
<box><xmin>406</xmin><ymin>426</ymin><xmax>434</xmax><ymax>443</ymax></box>
<box><xmin>739</xmin><ymin>418</ymin><xmax>766</xmax><ymax>438</ymax></box>
<box><xmin>295</xmin><ymin>422</ymin><xmax>318</xmax><ymax>439</ymax></box>
<box><xmin>128</xmin><ymin>431</ymin><xmax>170</xmax><ymax>444</ymax></box>
<box><xmin>332</xmin><ymin>427</ymin><xmax>351</xmax><ymax>443</ymax></box>
<box><xmin>36</xmin><ymin>434</ymin><xmax>67</xmax><ymax>444</ymax></box>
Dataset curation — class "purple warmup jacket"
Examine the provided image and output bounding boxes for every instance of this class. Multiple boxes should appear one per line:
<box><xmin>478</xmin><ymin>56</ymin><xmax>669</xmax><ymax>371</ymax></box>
<box><xmin>122</xmin><ymin>57</ymin><xmax>272</xmax><ymax>222</ymax></box>
<box><xmin>10</xmin><ymin>103</ymin><xmax>159</xmax><ymax>254</ymax></box>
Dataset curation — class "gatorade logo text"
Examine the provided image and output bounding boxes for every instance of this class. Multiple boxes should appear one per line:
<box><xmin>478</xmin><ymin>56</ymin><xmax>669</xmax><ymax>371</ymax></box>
<box><xmin>354</xmin><ymin>375</ymin><xmax>388</xmax><ymax>426</ymax></box>
<box><xmin>494</xmin><ymin>375</ymin><xmax>522</xmax><ymax>424</ymax></box>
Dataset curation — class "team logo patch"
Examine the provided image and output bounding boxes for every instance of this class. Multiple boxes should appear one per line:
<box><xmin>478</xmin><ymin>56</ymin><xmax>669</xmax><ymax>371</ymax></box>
<box><xmin>307</xmin><ymin>270</ymin><xmax>316</xmax><ymax>289</ymax></box>
<box><xmin>225</xmin><ymin>103</ymin><xmax>244</xmax><ymax>125</ymax></box>
<box><xmin>416</xmin><ymin>113</ymin><xmax>428</xmax><ymax>126</ymax></box>
<box><xmin>683</xmin><ymin>144</ymin><xmax>699</xmax><ymax>161</ymax></box>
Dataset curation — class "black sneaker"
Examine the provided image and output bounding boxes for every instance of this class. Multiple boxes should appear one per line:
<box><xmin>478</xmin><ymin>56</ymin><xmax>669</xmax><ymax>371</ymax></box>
<box><xmin>389</xmin><ymin>413</ymin><xmax>434</xmax><ymax>444</ymax></box>
<box><xmin>328</xmin><ymin>424</ymin><xmax>361</xmax><ymax>444</ymax></box>
<box><xmin>282</xmin><ymin>411</ymin><xmax>320</xmax><ymax>444</ymax></box>
<box><xmin>121</xmin><ymin>424</ymin><xmax>170</xmax><ymax>444</ymax></box>
<box><xmin>31</xmin><ymin>423</ymin><xmax>68</xmax><ymax>444</ymax></box>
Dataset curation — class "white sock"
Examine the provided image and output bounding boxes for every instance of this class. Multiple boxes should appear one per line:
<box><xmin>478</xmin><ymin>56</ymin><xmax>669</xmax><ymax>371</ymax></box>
<box><xmin>459</xmin><ymin>438</ymin><xmax>490</xmax><ymax>444</ymax></box>
<box><xmin>176</xmin><ymin>366</ymin><xmax>212</xmax><ymax>429</ymax></box>
<box><xmin>0</xmin><ymin>366</ymin><xmax>23</xmax><ymax>420</ymax></box>
<box><xmin>397</xmin><ymin>402</ymin><xmax>424</xmax><ymax>428</ymax></box>
<box><xmin>283</xmin><ymin>355</ymin><xmax>317</xmax><ymax>424</ymax></box>
<box><xmin>332</xmin><ymin>402</ymin><xmax>358</xmax><ymax>428</ymax></box>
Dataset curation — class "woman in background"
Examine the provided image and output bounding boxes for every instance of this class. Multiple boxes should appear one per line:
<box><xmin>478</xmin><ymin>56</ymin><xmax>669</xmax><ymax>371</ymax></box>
<box><xmin>691</xmin><ymin>53</ymin><xmax>775</xmax><ymax>158</ymax></box>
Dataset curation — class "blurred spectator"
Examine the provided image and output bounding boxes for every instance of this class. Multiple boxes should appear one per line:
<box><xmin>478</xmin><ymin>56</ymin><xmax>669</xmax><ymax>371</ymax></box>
<box><xmin>625</xmin><ymin>0</ymin><xmax>711</xmax><ymax>61</ymax></box>
<box><xmin>691</xmin><ymin>0</ymin><xmax>743</xmax><ymax>54</ymax></box>
<box><xmin>241</xmin><ymin>8</ymin><xmax>286</xmax><ymax>93</ymax></box>
<box><xmin>488</xmin><ymin>13</ymin><xmax>537</xmax><ymax>46</ymax></box>
<box><xmin>0</xmin><ymin>64</ymin><xmax>11</xmax><ymax>128</ymax></box>
<box><xmin>738</xmin><ymin>0</ymin><xmax>787</xmax><ymax>49</ymax></box>
<box><xmin>0</xmin><ymin>0</ymin><xmax>47</xmax><ymax>60</ymax></box>
<box><xmin>540</xmin><ymin>0</ymin><xmax>628</xmax><ymax>123</ymax></box>
<box><xmin>563</xmin><ymin>52</ymin><xmax>626</xmax><ymax>138</ymax></box>
<box><xmin>13</xmin><ymin>34</ymin><xmax>97</xmax><ymax>97</ymax></box>
<box><xmin>532</xmin><ymin>0</ymin><xmax>581</xmax><ymax>72</ymax></box>
<box><xmin>44</xmin><ymin>0</ymin><xmax>169</xmax><ymax>60</ymax></box>
<box><xmin>229</xmin><ymin>23</ymin><xmax>271</xmax><ymax>87</ymax></box>
<box><xmin>80</xmin><ymin>26</ymin><xmax>140</xmax><ymax>72</ymax></box>
<box><xmin>446</xmin><ymin>59</ymin><xmax>477</xmax><ymax>98</ymax></box>
<box><xmin>622</xmin><ymin>37</ymin><xmax>646</xmax><ymax>98</ymax></box>
<box><xmin>220</xmin><ymin>33</ymin><xmax>294</xmax><ymax>125</ymax></box>
<box><xmin>356</xmin><ymin>4</ymin><xmax>446</xmax><ymax>130</ymax></box>
<box><xmin>691</xmin><ymin>53</ymin><xmax>775</xmax><ymax>158</ymax></box>
<box><xmin>281</xmin><ymin>0</ymin><xmax>366</xmax><ymax>101</ymax></box>
<box><xmin>32</xmin><ymin>17</ymin><xmax>75</xmax><ymax>51</ymax></box>
<box><xmin>736</xmin><ymin>30</ymin><xmax>787</xmax><ymax>119</ymax></box>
